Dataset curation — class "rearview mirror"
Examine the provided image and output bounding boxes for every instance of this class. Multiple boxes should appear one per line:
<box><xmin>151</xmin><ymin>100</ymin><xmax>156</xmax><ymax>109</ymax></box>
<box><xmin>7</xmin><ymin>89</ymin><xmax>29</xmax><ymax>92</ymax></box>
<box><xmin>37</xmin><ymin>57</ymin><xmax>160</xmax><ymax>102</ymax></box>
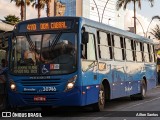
<box><xmin>82</xmin><ymin>32</ymin><xmax>89</xmax><ymax>44</ymax></box>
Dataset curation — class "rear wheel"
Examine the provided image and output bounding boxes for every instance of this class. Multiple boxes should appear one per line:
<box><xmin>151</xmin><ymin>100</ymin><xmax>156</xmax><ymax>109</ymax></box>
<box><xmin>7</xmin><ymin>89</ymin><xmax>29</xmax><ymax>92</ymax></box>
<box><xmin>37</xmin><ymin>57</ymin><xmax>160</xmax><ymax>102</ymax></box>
<box><xmin>92</xmin><ymin>84</ymin><xmax>105</xmax><ymax>112</ymax></box>
<box><xmin>130</xmin><ymin>80</ymin><xmax>146</xmax><ymax>100</ymax></box>
<box><xmin>138</xmin><ymin>81</ymin><xmax>147</xmax><ymax>100</ymax></box>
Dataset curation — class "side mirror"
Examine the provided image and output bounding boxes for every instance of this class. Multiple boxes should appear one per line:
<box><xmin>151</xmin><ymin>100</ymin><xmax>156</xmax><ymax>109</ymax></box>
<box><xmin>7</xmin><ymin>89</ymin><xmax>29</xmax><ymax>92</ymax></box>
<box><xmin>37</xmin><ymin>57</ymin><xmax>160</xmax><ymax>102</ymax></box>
<box><xmin>82</xmin><ymin>32</ymin><xmax>89</xmax><ymax>44</ymax></box>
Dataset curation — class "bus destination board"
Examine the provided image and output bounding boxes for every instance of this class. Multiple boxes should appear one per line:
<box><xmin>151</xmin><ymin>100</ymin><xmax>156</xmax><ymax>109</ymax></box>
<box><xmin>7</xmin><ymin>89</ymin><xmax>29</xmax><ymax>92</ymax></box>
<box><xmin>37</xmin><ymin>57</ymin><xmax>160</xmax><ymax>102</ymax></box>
<box><xmin>18</xmin><ymin>20</ymin><xmax>73</xmax><ymax>32</ymax></box>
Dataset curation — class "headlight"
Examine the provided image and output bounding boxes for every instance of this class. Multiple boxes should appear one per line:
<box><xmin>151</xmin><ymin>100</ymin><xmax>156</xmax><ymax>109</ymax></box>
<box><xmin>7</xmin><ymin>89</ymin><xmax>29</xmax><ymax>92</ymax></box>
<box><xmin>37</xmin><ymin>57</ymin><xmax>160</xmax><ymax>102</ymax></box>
<box><xmin>65</xmin><ymin>75</ymin><xmax>77</xmax><ymax>92</ymax></box>
<box><xmin>10</xmin><ymin>81</ymin><xmax>16</xmax><ymax>91</ymax></box>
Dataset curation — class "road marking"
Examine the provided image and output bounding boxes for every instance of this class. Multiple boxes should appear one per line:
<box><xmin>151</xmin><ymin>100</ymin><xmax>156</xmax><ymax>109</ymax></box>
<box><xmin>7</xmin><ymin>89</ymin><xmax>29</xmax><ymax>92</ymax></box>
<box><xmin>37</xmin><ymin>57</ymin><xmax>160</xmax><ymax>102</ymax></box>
<box><xmin>118</xmin><ymin>96</ymin><xmax>160</xmax><ymax>110</ymax></box>
<box><xmin>92</xmin><ymin>96</ymin><xmax>160</xmax><ymax>120</ymax></box>
<box><xmin>149</xmin><ymin>92</ymin><xmax>160</xmax><ymax>95</ymax></box>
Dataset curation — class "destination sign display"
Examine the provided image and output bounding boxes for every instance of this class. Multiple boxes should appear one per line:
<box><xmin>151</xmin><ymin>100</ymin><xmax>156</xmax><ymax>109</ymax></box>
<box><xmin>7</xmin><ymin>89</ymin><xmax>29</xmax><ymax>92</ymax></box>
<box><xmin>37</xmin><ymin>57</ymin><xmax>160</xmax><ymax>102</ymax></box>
<box><xmin>13</xmin><ymin>66</ymin><xmax>38</xmax><ymax>74</ymax></box>
<box><xmin>18</xmin><ymin>20</ymin><xmax>73</xmax><ymax>32</ymax></box>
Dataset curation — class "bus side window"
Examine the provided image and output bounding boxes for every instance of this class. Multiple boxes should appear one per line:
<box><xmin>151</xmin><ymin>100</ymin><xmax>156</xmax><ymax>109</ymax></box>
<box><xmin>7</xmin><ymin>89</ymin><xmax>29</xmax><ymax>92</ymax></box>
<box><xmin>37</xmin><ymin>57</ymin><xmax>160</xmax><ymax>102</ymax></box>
<box><xmin>120</xmin><ymin>37</ymin><xmax>125</xmax><ymax>60</ymax></box>
<box><xmin>136</xmin><ymin>41</ymin><xmax>142</xmax><ymax>62</ymax></box>
<box><xmin>144</xmin><ymin>43</ymin><xmax>150</xmax><ymax>62</ymax></box>
<box><xmin>131</xmin><ymin>40</ymin><xmax>136</xmax><ymax>61</ymax></box>
<box><xmin>152</xmin><ymin>45</ymin><xmax>156</xmax><ymax>62</ymax></box>
<box><xmin>125</xmin><ymin>38</ymin><xmax>133</xmax><ymax>61</ymax></box>
<box><xmin>140</xmin><ymin>42</ymin><xmax>144</xmax><ymax>61</ymax></box>
<box><xmin>148</xmin><ymin>44</ymin><xmax>153</xmax><ymax>62</ymax></box>
<box><xmin>97</xmin><ymin>31</ymin><xmax>112</xmax><ymax>60</ymax></box>
<box><xmin>86</xmin><ymin>33</ymin><xmax>96</xmax><ymax>60</ymax></box>
<box><xmin>113</xmin><ymin>35</ymin><xmax>123</xmax><ymax>61</ymax></box>
<box><xmin>107</xmin><ymin>34</ymin><xmax>113</xmax><ymax>59</ymax></box>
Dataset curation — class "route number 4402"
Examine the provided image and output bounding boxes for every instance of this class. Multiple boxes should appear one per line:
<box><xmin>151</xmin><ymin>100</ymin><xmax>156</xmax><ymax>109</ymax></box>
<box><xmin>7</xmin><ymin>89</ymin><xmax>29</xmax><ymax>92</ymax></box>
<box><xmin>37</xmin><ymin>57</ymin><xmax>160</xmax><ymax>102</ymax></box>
<box><xmin>42</xmin><ymin>87</ymin><xmax>56</xmax><ymax>92</ymax></box>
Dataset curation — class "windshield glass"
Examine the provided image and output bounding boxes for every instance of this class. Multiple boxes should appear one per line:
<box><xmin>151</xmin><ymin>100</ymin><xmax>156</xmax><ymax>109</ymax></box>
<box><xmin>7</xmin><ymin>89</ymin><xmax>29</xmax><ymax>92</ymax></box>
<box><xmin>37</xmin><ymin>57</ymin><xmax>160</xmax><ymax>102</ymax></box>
<box><xmin>10</xmin><ymin>32</ymin><xmax>77</xmax><ymax>75</ymax></box>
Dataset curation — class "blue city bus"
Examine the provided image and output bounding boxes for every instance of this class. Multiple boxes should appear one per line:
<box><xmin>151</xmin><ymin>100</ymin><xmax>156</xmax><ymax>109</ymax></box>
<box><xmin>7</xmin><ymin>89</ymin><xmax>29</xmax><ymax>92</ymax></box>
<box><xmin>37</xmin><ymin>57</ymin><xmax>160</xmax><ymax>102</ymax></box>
<box><xmin>3</xmin><ymin>17</ymin><xmax>157</xmax><ymax>111</ymax></box>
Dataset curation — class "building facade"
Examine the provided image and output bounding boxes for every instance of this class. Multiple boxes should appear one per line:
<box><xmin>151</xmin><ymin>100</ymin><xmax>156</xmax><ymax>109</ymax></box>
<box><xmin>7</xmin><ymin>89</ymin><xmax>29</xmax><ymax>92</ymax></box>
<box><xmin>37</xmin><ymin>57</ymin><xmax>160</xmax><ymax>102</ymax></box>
<box><xmin>50</xmin><ymin>0</ymin><xmax>125</xmax><ymax>29</ymax></box>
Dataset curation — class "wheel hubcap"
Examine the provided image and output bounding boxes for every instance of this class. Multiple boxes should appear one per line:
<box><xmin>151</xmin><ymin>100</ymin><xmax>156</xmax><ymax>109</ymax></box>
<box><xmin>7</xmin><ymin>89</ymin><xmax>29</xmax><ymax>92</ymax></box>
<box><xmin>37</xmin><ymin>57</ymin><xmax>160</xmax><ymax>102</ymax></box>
<box><xmin>142</xmin><ymin>86</ymin><xmax>146</xmax><ymax>96</ymax></box>
<box><xmin>99</xmin><ymin>90</ymin><xmax>104</xmax><ymax>105</ymax></box>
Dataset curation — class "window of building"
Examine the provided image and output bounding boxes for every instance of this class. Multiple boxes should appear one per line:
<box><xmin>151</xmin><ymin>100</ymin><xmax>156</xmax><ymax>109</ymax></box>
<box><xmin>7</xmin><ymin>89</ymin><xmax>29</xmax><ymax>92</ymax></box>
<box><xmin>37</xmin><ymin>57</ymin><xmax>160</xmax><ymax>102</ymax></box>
<box><xmin>91</xmin><ymin>7</ymin><xmax>94</xmax><ymax>10</ymax></box>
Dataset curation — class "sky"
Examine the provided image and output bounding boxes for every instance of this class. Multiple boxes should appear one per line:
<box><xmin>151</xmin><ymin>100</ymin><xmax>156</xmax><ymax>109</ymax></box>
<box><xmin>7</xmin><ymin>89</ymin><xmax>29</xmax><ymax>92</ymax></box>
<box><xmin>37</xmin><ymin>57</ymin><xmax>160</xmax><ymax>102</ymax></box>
<box><xmin>120</xmin><ymin>0</ymin><xmax>160</xmax><ymax>42</ymax></box>
<box><xmin>126</xmin><ymin>0</ymin><xmax>160</xmax><ymax>21</ymax></box>
<box><xmin>0</xmin><ymin>0</ymin><xmax>160</xmax><ymax>41</ymax></box>
<box><xmin>0</xmin><ymin>0</ymin><xmax>46</xmax><ymax>20</ymax></box>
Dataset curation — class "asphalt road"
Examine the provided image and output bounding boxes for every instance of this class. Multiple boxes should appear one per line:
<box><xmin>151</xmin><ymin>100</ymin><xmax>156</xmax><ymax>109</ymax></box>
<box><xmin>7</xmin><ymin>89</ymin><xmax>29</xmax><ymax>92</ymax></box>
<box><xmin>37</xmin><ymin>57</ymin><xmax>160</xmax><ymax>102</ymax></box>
<box><xmin>1</xmin><ymin>85</ymin><xmax>160</xmax><ymax>120</ymax></box>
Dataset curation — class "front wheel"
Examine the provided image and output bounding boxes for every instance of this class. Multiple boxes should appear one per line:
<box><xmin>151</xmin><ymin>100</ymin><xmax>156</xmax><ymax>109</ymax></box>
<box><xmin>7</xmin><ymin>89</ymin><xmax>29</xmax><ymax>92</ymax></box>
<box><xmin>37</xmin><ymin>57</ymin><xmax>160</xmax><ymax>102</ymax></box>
<box><xmin>91</xmin><ymin>84</ymin><xmax>105</xmax><ymax>112</ymax></box>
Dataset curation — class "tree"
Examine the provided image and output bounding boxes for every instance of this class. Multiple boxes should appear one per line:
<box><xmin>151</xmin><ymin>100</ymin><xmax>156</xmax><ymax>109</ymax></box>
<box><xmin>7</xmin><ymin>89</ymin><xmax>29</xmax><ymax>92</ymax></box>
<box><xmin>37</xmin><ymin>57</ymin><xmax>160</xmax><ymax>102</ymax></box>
<box><xmin>116</xmin><ymin>0</ymin><xmax>154</xmax><ymax>34</ymax></box>
<box><xmin>46</xmin><ymin>0</ymin><xmax>51</xmax><ymax>17</ymax></box>
<box><xmin>150</xmin><ymin>24</ymin><xmax>160</xmax><ymax>40</ymax></box>
<box><xmin>4</xmin><ymin>15</ymin><xmax>20</xmax><ymax>25</ymax></box>
<box><xmin>32</xmin><ymin>0</ymin><xmax>46</xmax><ymax>18</ymax></box>
<box><xmin>11</xmin><ymin>0</ymin><xmax>34</xmax><ymax>21</ymax></box>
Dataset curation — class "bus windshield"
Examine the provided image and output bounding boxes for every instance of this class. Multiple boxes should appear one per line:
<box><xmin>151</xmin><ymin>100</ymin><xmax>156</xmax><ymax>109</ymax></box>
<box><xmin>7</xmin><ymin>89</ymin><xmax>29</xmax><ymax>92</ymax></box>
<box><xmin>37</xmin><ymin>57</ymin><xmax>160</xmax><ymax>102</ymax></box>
<box><xmin>10</xmin><ymin>32</ymin><xmax>77</xmax><ymax>75</ymax></box>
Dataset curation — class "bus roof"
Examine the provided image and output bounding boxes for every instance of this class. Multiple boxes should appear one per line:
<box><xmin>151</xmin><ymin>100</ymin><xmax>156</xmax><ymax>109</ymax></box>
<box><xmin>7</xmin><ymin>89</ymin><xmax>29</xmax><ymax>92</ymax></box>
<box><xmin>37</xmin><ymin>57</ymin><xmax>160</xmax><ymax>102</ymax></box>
<box><xmin>16</xmin><ymin>16</ymin><xmax>153</xmax><ymax>44</ymax></box>
<box><xmin>80</xmin><ymin>17</ymin><xmax>153</xmax><ymax>44</ymax></box>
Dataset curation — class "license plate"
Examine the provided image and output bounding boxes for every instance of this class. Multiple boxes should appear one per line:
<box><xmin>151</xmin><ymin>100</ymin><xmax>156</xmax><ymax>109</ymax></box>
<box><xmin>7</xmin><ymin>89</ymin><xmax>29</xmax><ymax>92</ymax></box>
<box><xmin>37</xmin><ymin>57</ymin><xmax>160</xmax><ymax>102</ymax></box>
<box><xmin>34</xmin><ymin>96</ymin><xmax>46</xmax><ymax>102</ymax></box>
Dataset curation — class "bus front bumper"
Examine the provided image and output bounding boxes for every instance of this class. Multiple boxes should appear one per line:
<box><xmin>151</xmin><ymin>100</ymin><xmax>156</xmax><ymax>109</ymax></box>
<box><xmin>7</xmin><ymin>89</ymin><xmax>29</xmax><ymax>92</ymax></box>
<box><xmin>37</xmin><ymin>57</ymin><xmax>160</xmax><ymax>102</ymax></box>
<box><xmin>8</xmin><ymin>87</ymin><xmax>83</xmax><ymax>107</ymax></box>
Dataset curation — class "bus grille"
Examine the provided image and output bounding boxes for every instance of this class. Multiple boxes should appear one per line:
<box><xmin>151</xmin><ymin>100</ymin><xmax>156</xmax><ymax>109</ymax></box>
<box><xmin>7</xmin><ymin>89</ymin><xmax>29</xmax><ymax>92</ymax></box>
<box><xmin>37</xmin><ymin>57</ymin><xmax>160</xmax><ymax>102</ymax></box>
<box><xmin>21</xmin><ymin>79</ymin><xmax>61</xmax><ymax>86</ymax></box>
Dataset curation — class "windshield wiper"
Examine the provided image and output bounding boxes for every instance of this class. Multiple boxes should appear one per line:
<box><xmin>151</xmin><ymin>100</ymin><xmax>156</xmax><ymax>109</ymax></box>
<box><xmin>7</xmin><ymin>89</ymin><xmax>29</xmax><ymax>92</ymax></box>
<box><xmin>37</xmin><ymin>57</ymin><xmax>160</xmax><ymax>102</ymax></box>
<box><xmin>50</xmin><ymin>31</ymin><xmax>62</xmax><ymax>51</ymax></box>
<box><xmin>25</xmin><ymin>33</ymin><xmax>36</xmax><ymax>52</ymax></box>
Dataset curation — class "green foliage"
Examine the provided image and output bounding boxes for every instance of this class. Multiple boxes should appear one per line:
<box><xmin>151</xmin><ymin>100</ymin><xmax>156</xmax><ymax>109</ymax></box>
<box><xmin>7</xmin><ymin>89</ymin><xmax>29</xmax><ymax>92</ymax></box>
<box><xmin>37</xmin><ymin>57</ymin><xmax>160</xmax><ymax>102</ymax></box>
<box><xmin>4</xmin><ymin>15</ymin><xmax>20</xmax><ymax>25</ymax></box>
<box><xmin>32</xmin><ymin>0</ymin><xmax>45</xmax><ymax>9</ymax></box>
<box><xmin>116</xmin><ymin>0</ymin><xmax>154</xmax><ymax>10</ymax></box>
<box><xmin>11</xmin><ymin>0</ymin><xmax>34</xmax><ymax>6</ymax></box>
<box><xmin>150</xmin><ymin>25</ymin><xmax>160</xmax><ymax>40</ymax></box>
<box><xmin>11</xmin><ymin>0</ymin><xmax>34</xmax><ymax>21</ymax></box>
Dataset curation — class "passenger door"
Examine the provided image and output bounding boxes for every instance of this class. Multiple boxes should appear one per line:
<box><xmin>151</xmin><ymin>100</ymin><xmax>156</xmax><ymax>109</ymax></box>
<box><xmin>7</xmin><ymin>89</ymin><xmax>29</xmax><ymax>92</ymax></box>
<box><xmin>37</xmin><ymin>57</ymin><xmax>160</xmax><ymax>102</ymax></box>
<box><xmin>112</xmin><ymin>35</ymin><xmax>126</xmax><ymax>98</ymax></box>
<box><xmin>81</xmin><ymin>29</ymin><xmax>99</xmax><ymax>105</ymax></box>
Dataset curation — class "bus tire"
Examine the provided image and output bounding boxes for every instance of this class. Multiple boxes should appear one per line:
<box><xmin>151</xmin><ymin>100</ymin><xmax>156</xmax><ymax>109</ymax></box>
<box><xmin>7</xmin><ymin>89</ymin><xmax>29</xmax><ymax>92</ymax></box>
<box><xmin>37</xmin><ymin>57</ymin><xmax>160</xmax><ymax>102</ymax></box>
<box><xmin>138</xmin><ymin>81</ymin><xmax>147</xmax><ymax>100</ymax></box>
<box><xmin>130</xmin><ymin>80</ymin><xmax>146</xmax><ymax>100</ymax></box>
<box><xmin>91</xmin><ymin>84</ymin><xmax>105</xmax><ymax>112</ymax></box>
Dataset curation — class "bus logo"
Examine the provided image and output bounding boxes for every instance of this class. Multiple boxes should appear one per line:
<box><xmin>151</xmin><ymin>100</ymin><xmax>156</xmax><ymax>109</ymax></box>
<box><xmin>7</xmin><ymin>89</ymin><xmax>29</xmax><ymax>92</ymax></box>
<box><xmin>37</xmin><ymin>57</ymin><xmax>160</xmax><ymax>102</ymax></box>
<box><xmin>2</xmin><ymin>112</ymin><xmax>11</xmax><ymax>117</ymax></box>
<box><xmin>42</xmin><ymin>65</ymin><xmax>49</xmax><ymax>74</ymax></box>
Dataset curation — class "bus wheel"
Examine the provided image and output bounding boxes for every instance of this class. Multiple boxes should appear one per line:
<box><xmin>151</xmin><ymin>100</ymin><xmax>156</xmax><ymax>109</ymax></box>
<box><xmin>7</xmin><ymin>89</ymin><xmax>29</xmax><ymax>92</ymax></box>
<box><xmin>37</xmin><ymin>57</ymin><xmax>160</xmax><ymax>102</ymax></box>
<box><xmin>130</xmin><ymin>81</ymin><xmax>146</xmax><ymax>100</ymax></box>
<box><xmin>92</xmin><ymin>84</ymin><xmax>105</xmax><ymax>112</ymax></box>
<box><xmin>138</xmin><ymin>81</ymin><xmax>147</xmax><ymax>100</ymax></box>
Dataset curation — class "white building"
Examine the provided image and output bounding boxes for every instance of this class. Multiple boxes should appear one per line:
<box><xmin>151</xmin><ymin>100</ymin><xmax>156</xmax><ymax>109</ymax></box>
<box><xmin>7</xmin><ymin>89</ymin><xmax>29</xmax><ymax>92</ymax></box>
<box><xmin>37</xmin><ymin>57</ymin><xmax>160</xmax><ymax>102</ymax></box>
<box><xmin>50</xmin><ymin>0</ymin><xmax>125</xmax><ymax>29</ymax></box>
